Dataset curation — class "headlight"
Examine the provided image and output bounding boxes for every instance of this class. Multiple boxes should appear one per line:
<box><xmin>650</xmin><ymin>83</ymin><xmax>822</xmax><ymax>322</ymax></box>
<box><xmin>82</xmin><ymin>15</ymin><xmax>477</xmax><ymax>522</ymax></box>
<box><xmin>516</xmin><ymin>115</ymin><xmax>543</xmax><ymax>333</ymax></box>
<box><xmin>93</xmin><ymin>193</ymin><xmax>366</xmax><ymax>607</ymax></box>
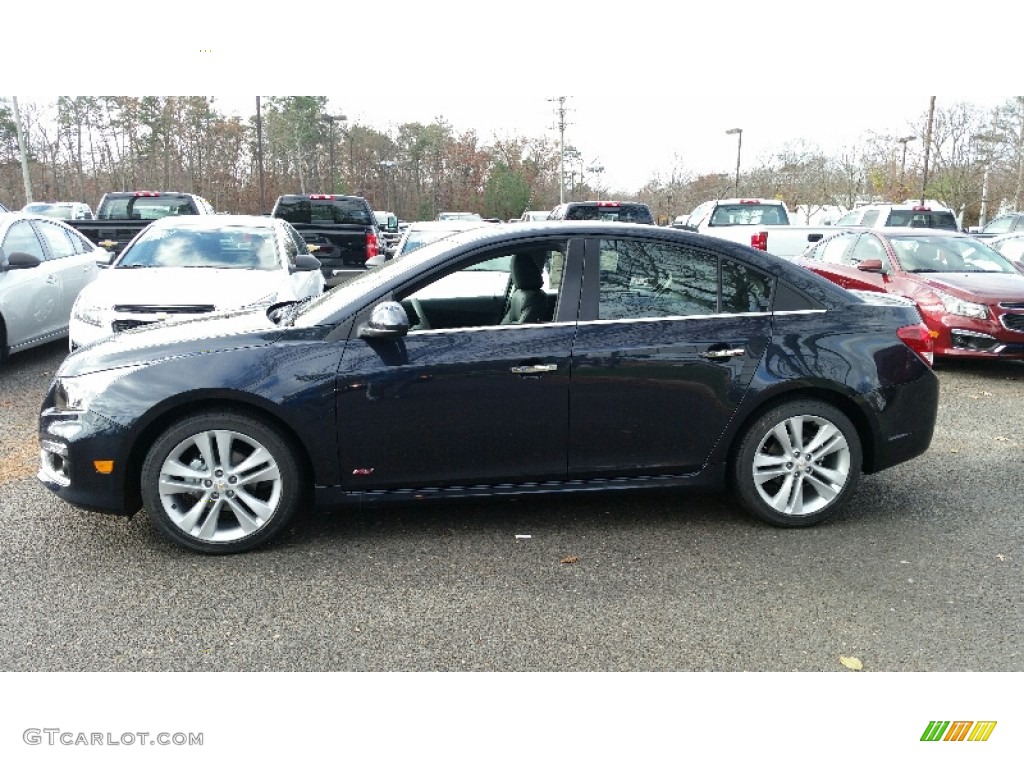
<box><xmin>72</xmin><ymin>298</ymin><xmax>106</xmax><ymax>327</ymax></box>
<box><xmin>933</xmin><ymin>289</ymin><xmax>989</xmax><ymax>320</ymax></box>
<box><xmin>54</xmin><ymin>364</ymin><xmax>148</xmax><ymax>412</ymax></box>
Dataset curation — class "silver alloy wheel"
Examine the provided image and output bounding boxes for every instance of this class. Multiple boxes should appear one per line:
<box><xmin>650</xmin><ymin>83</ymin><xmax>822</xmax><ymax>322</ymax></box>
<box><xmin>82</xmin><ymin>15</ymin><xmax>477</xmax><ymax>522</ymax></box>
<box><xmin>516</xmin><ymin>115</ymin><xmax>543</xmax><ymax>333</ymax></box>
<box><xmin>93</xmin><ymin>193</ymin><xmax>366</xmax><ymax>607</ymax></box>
<box><xmin>750</xmin><ymin>414</ymin><xmax>851</xmax><ymax>517</ymax></box>
<box><xmin>157</xmin><ymin>429</ymin><xmax>283</xmax><ymax>543</ymax></box>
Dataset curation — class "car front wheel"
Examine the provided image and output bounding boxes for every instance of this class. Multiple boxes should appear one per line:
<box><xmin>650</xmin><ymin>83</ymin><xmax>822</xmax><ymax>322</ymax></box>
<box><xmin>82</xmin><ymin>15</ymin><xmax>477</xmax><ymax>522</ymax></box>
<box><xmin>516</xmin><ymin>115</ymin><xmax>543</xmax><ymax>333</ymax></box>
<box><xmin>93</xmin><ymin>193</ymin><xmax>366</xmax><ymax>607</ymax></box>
<box><xmin>141</xmin><ymin>411</ymin><xmax>303</xmax><ymax>554</ymax></box>
<box><xmin>732</xmin><ymin>400</ymin><xmax>862</xmax><ymax>527</ymax></box>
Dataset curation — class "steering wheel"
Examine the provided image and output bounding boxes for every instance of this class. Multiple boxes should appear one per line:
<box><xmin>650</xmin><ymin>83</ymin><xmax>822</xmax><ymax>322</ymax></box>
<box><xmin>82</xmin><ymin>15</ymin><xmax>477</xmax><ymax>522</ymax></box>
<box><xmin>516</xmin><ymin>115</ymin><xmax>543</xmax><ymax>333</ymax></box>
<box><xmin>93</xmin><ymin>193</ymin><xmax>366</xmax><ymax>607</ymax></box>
<box><xmin>410</xmin><ymin>297</ymin><xmax>432</xmax><ymax>330</ymax></box>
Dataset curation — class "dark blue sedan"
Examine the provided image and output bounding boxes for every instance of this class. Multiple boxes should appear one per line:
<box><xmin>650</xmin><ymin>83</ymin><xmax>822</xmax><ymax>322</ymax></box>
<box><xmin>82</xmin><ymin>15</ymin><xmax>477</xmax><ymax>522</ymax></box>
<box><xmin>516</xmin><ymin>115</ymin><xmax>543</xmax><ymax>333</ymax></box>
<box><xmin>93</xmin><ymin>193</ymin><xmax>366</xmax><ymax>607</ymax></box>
<box><xmin>39</xmin><ymin>222</ymin><xmax>940</xmax><ymax>553</ymax></box>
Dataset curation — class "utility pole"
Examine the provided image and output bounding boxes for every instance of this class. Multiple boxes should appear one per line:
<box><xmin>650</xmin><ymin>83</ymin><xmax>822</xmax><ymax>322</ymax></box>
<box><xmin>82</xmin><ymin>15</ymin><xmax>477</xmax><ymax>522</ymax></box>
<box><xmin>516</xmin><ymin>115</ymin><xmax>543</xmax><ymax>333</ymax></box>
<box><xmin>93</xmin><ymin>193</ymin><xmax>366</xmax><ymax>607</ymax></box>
<box><xmin>920</xmin><ymin>97</ymin><xmax>936</xmax><ymax>206</ymax></box>
<box><xmin>549</xmin><ymin>96</ymin><xmax>570</xmax><ymax>204</ymax></box>
<box><xmin>12</xmin><ymin>96</ymin><xmax>33</xmax><ymax>204</ymax></box>
<box><xmin>256</xmin><ymin>96</ymin><xmax>266</xmax><ymax>213</ymax></box>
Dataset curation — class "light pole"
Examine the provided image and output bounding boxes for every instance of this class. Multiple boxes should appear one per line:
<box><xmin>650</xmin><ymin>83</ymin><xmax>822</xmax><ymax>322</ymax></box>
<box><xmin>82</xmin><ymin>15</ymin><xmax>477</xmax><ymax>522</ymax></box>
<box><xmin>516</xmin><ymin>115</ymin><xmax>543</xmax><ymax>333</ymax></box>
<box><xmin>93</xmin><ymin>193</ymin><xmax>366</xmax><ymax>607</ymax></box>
<box><xmin>322</xmin><ymin>113</ymin><xmax>347</xmax><ymax>193</ymax></box>
<box><xmin>725</xmin><ymin>128</ymin><xmax>742</xmax><ymax>196</ymax></box>
<box><xmin>897</xmin><ymin>135</ymin><xmax>917</xmax><ymax>196</ymax></box>
<box><xmin>378</xmin><ymin>160</ymin><xmax>396</xmax><ymax>210</ymax></box>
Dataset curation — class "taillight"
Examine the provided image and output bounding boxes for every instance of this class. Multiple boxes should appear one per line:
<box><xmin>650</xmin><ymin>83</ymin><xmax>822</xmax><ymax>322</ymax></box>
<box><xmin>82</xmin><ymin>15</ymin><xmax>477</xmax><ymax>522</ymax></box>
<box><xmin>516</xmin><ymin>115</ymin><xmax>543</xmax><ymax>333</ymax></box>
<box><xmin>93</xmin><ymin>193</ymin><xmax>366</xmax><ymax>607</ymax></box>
<box><xmin>897</xmin><ymin>324</ymin><xmax>934</xmax><ymax>367</ymax></box>
<box><xmin>309</xmin><ymin>194</ymin><xmax>334</xmax><ymax>200</ymax></box>
<box><xmin>365</xmin><ymin>231</ymin><xmax>379</xmax><ymax>261</ymax></box>
<box><xmin>739</xmin><ymin>199</ymin><xmax>761</xmax><ymax>204</ymax></box>
<box><xmin>134</xmin><ymin>191</ymin><xmax>159</xmax><ymax>197</ymax></box>
<box><xmin>596</xmin><ymin>201</ymin><xmax>621</xmax><ymax>208</ymax></box>
<box><xmin>750</xmin><ymin>231</ymin><xmax>768</xmax><ymax>251</ymax></box>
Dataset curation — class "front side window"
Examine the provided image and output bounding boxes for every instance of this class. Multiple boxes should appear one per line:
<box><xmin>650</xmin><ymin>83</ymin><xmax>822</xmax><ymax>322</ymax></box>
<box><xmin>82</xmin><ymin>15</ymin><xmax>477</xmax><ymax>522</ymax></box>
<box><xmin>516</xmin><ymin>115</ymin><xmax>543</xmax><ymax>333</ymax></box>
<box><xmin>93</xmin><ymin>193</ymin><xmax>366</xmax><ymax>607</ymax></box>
<box><xmin>2</xmin><ymin>221</ymin><xmax>46</xmax><ymax>261</ymax></box>
<box><xmin>817</xmin><ymin>233</ymin><xmax>858</xmax><ymax>264</ymax></box>
<box><xmin>848</xmin><ymin>234</ymin><xmax>888</xmax><ymax>268</ymax></box>
<box><xmin>596</xmin><ymin>239</ymin><xmax>771</xmax><ymax>320</ymax></box>
<box><xmin>397</xmin><ymin>240</ymin><xmax>567</xmax><ymax>330</ymax></box>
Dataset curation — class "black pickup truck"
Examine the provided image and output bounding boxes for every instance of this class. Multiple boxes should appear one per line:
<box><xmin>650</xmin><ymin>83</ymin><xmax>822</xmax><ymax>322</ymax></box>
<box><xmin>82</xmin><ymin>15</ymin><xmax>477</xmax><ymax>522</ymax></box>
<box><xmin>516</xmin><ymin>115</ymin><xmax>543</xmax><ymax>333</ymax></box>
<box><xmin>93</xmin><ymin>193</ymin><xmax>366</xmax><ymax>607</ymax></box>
<box><xmin>67</xmin><ymin>191</ymin><xmax>216</xmax><ymax>256</ymax></box>
<box><xmin>271</xmin><ymin>194</ymin><xmax>384</xmax><ymax>286</ymax></box>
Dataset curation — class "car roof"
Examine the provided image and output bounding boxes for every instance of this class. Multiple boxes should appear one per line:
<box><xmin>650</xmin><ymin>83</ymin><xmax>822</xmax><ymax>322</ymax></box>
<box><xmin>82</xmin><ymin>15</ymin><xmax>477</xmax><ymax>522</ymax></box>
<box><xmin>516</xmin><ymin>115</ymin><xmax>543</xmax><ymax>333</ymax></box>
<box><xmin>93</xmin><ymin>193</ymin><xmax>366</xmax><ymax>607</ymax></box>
<box><xmin>866</xmin><ymin>226</ymin><xmax>973</xmax><ymax>237</ymax></box>
<box><xmin>23</xmin><ymin>201</ymin><xmax>87</xmax><ymax>207</ymax></box>
<box><xmin>0</xmin><ymin>211</ymin><xmax>81</xmax><ymax>226</ymax></box>
<box><xmin>145</xmin><ymin>214</ymin><xmax>278</xmax><ymax>229</ymax></box>
<box><xmin>406</xmin><ymin>220</ymin><xmax>491</xmax><ymax>231</ymax></box>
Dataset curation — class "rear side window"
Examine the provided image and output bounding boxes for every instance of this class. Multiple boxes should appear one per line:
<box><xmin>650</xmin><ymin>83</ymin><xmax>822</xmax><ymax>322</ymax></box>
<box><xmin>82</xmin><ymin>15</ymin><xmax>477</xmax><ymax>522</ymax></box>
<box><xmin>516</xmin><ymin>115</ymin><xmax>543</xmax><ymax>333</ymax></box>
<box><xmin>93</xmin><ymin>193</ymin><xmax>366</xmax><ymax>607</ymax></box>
<box><xmin>595</xmin><ymin>239</ymin><xmax>772</xmax><ymax>320</ymax></box>
<box><xmin>275</xmin><ymin>197</ymin><xmax>372</xmax><ymax>225</ymax></box>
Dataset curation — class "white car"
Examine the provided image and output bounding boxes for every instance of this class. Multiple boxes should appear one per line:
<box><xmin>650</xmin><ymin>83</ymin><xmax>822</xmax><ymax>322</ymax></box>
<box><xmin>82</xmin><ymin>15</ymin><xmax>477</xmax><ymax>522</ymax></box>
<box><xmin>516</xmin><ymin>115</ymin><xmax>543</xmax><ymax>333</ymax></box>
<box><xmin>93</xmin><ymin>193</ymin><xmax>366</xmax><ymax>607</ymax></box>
<box><xmin>391</xmin><ymin>219</ymin><xmax>491</xmax><ymax>260</ymax></box>
<box><xmin>1</xmin><ymin>212</ymin><xmax>107</xmax><ymax>361</ymax></box>
<box><xmin>69</xmin><ymin>215</ymin><xmax>324</xmax><ymax>349</ymax></box>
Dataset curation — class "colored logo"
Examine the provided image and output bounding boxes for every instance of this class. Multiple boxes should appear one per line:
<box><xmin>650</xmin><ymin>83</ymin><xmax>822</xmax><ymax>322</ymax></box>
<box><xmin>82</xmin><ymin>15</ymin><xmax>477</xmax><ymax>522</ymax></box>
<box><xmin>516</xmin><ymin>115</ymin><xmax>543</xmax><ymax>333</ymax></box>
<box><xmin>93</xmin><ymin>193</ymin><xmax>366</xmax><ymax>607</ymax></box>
<box><xmin>921</xmin><ymin>721</ymin><xmax>997</xmax><ymax>742</ymax></box>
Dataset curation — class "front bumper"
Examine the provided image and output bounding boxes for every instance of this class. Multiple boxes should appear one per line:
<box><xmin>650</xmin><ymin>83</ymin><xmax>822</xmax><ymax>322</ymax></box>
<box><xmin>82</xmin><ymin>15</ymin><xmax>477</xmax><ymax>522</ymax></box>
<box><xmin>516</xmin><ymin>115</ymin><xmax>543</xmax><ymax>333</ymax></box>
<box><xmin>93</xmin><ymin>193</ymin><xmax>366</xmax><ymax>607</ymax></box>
<box><xmin>922</xmin><ymin>309</ymin><xmax>1024</xmax><ymax>359</ymax></box>
<box><xmin>38</xmin><ymin>406</ymin><xmax>138</xmax><ymax>515</ymax></box>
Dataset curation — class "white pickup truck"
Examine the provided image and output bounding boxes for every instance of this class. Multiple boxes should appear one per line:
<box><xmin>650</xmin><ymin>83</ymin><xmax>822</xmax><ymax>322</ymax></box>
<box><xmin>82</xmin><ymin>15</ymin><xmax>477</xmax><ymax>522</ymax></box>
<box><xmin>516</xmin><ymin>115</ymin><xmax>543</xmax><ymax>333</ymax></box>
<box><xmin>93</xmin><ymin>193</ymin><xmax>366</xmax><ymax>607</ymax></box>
<box><xmin>677</xmin><ymin>198</ymin><xmax>840</xmax><ymax>259</ymax></box>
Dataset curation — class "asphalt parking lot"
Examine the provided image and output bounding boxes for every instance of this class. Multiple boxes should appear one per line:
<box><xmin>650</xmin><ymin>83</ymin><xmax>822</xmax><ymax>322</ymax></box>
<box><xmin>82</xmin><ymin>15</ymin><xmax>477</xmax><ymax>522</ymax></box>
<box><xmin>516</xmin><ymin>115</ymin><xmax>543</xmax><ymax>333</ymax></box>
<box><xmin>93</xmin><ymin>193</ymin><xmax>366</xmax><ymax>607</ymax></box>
<box><xmin>0</xmin><ymin>340</ymin><xmax>1021</xmax><ymax>672</ymax></box>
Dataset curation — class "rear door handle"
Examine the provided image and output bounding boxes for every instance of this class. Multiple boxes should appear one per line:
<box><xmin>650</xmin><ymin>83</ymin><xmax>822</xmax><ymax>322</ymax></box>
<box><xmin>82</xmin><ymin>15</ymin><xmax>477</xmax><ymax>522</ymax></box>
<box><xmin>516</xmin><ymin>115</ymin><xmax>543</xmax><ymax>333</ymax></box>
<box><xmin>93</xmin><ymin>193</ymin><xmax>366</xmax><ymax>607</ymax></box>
<box><xmin>699</xmin><ymin>348</ymin><xmax>745</xmax><ymax>359</ymax></box>
<box><xmin>510</xmin><ymin>364</ymin><xmax>557</xmax><ymax>374</ymax></box>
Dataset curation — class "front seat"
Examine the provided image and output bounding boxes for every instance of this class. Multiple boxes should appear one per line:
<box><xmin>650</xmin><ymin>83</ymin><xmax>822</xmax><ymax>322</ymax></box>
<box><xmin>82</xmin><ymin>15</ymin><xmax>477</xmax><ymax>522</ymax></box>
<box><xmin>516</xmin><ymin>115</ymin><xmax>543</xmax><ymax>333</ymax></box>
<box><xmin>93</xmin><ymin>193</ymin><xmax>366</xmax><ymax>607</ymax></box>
<box><xmin>500</xmin><ymin>252</ymin><xmax>547</xmax><ymax>324</ymax></box>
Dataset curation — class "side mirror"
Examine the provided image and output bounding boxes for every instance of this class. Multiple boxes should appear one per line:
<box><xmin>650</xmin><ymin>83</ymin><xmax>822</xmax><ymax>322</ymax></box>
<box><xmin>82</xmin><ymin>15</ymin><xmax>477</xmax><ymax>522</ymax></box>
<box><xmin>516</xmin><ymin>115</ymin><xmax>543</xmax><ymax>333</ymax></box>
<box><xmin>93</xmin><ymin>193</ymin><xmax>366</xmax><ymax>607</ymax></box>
<box><xmin>292</xmin><ymin>253</ymin><xmax>321</xmax><ymax>272</ymax></box>
<box><xmin>358</xmin><ymin>301</ymin><xmax>410</xmax><ymax>339</ymax></box>
<box><xmin>365</xmin><ymin>254</ymin><xmax>387</xmax><ymax>268</ymax></box>
<box><xmin>95</xmin><ymin>250</ymin><xmax>115</xmax><ymax>268</ymax></box>
<box><xmin>3</xmin><ymin>251</ymin><xmax>42</xmax><ymax>270</ymax></box>
<box><xmin>856</xmin><ymin>259</ymin><xmax>885</xmax><ymax>273</ymax></box>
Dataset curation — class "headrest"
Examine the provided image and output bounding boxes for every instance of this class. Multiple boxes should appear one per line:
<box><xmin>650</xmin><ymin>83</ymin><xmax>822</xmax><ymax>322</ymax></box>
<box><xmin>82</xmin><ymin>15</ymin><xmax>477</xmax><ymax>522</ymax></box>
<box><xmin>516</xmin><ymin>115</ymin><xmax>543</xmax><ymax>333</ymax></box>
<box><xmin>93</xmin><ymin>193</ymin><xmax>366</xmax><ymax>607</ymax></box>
<box><xmin>511</xmin><ymin>252</ymin><xmax>543</xmax><ymax>291</ymax></box>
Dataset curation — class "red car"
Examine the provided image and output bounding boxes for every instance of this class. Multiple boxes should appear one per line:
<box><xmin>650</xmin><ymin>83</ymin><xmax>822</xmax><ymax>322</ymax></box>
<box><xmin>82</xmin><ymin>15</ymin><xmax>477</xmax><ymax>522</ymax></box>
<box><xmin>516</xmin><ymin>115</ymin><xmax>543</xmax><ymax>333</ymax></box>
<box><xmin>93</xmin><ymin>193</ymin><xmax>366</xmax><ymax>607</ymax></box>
<box><xmin>792</xmin><ymin>228</ymin><xmax>1024</xmax><ymax>359</ymax></box>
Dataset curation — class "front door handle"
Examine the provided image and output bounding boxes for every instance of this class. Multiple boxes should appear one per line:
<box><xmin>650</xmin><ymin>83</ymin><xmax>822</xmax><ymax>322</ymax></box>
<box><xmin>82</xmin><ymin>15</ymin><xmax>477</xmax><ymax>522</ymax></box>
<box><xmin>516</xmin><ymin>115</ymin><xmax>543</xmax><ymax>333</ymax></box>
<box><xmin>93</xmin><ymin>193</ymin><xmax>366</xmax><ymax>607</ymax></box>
<box><xmin>699</xmin><ymin>348</ymin><xmax>745</xmax><ymax>359</ymax></box>
<box><xmin>510</xmin><ymin>364</ymin><xmax>558</xmax><ymax>374</ymax></box>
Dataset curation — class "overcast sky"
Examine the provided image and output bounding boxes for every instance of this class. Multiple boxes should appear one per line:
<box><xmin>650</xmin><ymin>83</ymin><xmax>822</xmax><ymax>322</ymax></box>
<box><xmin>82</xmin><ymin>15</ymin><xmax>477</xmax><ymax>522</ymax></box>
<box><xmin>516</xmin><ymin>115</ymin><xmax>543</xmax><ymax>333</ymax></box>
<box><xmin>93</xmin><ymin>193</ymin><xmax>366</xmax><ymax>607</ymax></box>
<box><xmin>11</xmin><ymin>2</ymin><xmax>1017</xmax><ymax>193</ymax></box>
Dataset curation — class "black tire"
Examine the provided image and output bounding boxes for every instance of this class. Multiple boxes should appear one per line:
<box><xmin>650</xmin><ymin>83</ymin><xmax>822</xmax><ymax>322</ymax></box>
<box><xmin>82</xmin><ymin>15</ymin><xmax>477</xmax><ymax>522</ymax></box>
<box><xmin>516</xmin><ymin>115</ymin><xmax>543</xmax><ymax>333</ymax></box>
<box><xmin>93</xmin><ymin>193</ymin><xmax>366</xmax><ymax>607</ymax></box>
<box><xmin>731</xmin><ymin>399</ymin><xmax>862</xmax><ymax>527</ymax></box>
<box><xmin>140</xmin><ymin>411</ymin><xmax>303</xmax><ymax>554</ymax></box>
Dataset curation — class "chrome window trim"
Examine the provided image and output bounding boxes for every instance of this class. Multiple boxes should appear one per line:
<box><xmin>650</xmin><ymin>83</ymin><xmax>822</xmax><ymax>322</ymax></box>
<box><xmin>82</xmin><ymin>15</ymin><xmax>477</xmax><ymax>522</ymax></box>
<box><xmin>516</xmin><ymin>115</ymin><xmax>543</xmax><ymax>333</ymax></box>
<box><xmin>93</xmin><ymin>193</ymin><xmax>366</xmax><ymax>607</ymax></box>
<box><xmin>404</xmin><ymin>309</ymin><xmax>827</xmax><ymax>335</ymax></box>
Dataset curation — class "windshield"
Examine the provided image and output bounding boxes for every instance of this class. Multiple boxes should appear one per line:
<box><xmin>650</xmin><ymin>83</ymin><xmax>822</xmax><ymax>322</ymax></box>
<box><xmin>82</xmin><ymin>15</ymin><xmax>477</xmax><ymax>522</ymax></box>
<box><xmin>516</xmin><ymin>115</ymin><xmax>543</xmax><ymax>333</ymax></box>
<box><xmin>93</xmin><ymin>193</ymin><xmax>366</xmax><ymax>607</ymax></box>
<box><xmin>437</xmin><ymin>212</ymin><xmax>482</xmax><ymax>221</ymax></box>
<box><xmin>709</xmin><ymin>204</ymin><xmax>789</xmax><ymax>226</ymax></box>
<box><xmin>117</xmin><ymin>226</ymin><xmax>279</xmax><ymax>269</ymax></box>
<box><xmin>885</xmin><ymin>209</ymin><xmax>958</xmax><ymax>229</ymax></box>
<box><xmin>564</xmin><ymin>203</ymin><xmax>654</xmax><ymax>223</ymax></box>
<box><xmin>25</xmin><ymin>203</ymin><xmax>74</xmax><ymax>218</ymax></box>
<box><xmin>889</xmin><ymin>235</ymin><xmax>1018</xmax><ymax>273</ymax></box>
<box><xmin>100</xmin><ymin>195</ymin><xmax>195</xmax><ymax>219</ymax></box>
<box><xmin>398</xmin><ymin>227</ymin><xmax>481</xmax><ymax>256</ymax></box>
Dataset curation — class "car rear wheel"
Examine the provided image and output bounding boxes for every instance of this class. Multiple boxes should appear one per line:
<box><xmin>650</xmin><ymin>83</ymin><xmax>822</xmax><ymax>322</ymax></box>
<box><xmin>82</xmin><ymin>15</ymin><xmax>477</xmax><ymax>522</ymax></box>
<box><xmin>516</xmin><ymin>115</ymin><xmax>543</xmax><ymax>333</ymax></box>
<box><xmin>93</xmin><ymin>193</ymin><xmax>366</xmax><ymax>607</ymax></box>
<box><xmin>141</xmin><ymin>411</ymin><xmax>302</xmax><ymax>554</ymax></box>
<box><xmin>732</xmin><ymin>400</ymin><xmax>862</xmax><ymax>527</ymax></box>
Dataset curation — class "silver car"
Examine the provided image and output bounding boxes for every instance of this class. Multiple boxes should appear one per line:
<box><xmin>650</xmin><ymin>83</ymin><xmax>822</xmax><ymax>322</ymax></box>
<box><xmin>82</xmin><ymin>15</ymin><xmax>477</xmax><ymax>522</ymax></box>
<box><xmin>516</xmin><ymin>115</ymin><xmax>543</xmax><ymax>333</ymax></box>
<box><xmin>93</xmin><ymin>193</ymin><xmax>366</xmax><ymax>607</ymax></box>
<box><xmin>0</xmin><ymin>212</ymin><xmax>105</xmax><ymax>362</ymax></box>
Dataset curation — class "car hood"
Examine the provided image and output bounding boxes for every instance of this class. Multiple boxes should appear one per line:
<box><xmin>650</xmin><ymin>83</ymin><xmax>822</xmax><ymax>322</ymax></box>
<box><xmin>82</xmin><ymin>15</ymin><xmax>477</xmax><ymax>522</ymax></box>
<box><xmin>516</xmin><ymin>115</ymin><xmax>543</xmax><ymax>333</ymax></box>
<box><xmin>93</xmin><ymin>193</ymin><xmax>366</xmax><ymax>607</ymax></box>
<box><xmin>58</xmin><ymin>306</ymin><xmax>285</xmax><ymax>377</ymax></box>
<box><xmin>915</xmin><ymin>271</ymin><xmax>1024</xmax><ymax>302</ymax></box>
<box><xmin>81</xmin><ymin>266</ymin><xmax>285</xmax><ymax>308</ymax></box>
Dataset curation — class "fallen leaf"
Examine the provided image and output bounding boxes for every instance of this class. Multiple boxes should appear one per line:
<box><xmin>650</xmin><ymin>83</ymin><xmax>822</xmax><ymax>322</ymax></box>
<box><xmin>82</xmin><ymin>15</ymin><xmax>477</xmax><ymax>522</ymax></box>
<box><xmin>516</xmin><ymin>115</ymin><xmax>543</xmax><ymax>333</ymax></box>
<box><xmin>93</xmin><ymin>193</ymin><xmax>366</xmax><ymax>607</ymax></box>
<box><xmin>839</xmin><ymin>656</ymin><xmax>863</xmax><ymax>671</ymax></box>
<box><xmin>560</xmin><ymin>555</ymin><xmax>579</xmax><ymax>564</ymax></box>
